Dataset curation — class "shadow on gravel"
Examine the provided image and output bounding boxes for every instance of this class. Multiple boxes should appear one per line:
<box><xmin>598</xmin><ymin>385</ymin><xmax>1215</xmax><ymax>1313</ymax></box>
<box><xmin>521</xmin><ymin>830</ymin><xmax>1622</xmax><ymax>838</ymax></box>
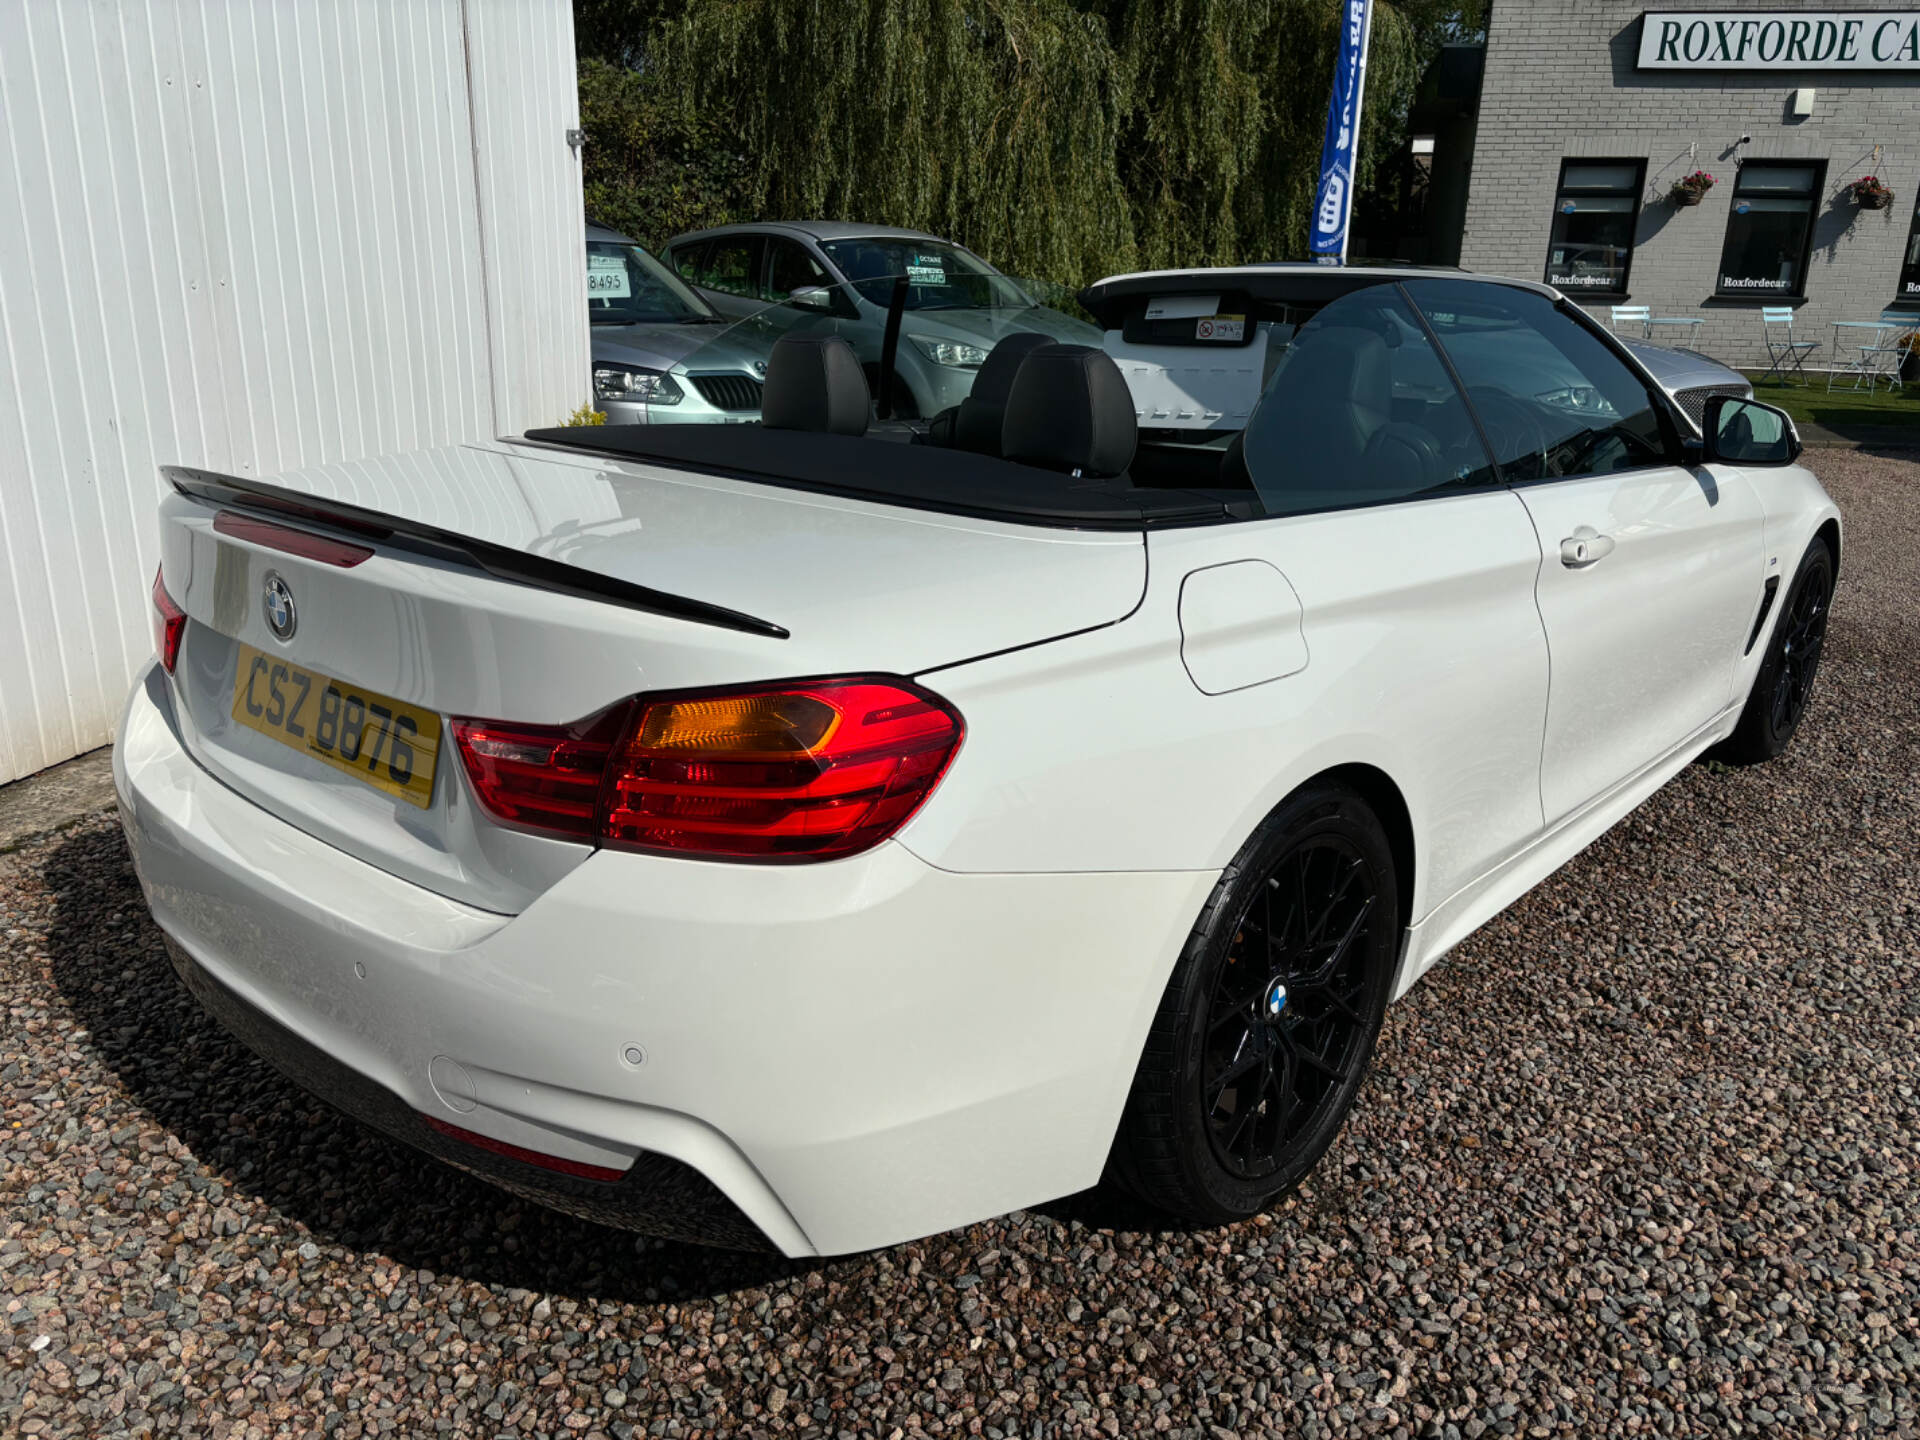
<box><xmin>40</xmin><ymin>823</ymin><xmax>815</xmax><ymax>1303</ymax></box>
<box><xmin>1030</xmin><ymin>1183</ymin><xmax>1170</xmax><ymax>1236</ymax></box>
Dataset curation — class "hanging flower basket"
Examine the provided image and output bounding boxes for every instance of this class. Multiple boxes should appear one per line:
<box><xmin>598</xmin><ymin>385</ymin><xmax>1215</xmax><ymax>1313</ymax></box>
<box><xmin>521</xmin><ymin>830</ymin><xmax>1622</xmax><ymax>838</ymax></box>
<box><xmin>1670</xmin><ymin>171</ymin><xmax>1714</xmax><ymax>207</ymax></box>
<box><xmin>1850</xmin><ymin>175</ymin><xmax>1894</xmax><ymax>209</ymax></box>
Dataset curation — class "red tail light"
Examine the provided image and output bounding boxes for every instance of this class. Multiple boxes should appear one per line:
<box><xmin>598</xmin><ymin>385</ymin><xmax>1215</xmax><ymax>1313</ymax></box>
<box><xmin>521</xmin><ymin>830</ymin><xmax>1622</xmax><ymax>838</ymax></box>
<box><xmin>451</xmin><ymin>677</ymin><xmax>964</xmax><ymax>862</ymax></box>
<box><xmin>447</xmin><ymin>707</ymin><xmax>627</xmax><ymax>841</ymax></box>
<box><xmin>604</xmin><ymin>679</ymin><xmax>965</xmax><ymax>860</ymax></box>
<box><xmin>151</xmin><ymin>566</ymin><xmax>187</xmax><ymax>674</ymax></box>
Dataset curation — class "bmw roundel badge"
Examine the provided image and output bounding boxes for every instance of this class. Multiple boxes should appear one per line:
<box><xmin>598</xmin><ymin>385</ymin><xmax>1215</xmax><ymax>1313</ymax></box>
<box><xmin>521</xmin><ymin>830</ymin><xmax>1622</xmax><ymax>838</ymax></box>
<box><xmin>1266</xmin><ymin>980</ymin><xmax>1288</xmax><ymax>1019</ymax></box>
<box><xmin>263</xmin><ymin>572</ymin><xmax>297</xmax><ymax>642</ymax></box>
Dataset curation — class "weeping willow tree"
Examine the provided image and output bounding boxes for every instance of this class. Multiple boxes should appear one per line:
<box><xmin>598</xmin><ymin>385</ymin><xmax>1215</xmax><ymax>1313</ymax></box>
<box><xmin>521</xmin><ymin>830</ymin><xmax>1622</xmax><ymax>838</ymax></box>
<box><xmin>1112</xmin><ymin>0</ymin><xmax>1433</xmax><ymax>268</ymax></box>
<box><xmin>645</xmin><ymin>0</ymin><xmax>1135</xmax><ymax>283</ymax></box>
<box><xmin>581</xmin><ymin>0</ymin><xmax>1479</xmax><ymax>282</ymax></box>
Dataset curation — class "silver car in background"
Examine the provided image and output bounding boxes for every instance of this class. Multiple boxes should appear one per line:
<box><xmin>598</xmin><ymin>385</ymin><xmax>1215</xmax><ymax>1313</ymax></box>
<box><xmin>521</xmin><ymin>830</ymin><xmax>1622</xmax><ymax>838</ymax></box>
<box><xmin>1620</xmin><ymin>339</ymin><xmax>1753</xmax><ymax>434</ymax></box>
<box><xmin>662</xmin><ymin>221</ymin><xmax>1101</xmax><ymax>419</ymax></box>
<box><xmin>587</xmin><ymin>222</ymin><xmax>772</xmax><ymax>424</ymax></box>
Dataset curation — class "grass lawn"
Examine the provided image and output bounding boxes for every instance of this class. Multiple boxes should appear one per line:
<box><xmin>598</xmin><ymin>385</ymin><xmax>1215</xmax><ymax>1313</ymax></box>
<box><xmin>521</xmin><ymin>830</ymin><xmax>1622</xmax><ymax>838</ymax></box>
<box><xmin>1742</xmin><ymin>369</ymin><xmax>1920</xmax><ymax>431</ymax></box>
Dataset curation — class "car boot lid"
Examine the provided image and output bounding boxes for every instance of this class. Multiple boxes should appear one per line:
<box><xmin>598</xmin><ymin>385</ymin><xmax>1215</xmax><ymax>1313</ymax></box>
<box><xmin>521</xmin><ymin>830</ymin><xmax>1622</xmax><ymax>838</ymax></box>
<box><xmin>166</xmin><ymin>438</ymin><xmax>1146</xmax><ymax>679</ymax></box>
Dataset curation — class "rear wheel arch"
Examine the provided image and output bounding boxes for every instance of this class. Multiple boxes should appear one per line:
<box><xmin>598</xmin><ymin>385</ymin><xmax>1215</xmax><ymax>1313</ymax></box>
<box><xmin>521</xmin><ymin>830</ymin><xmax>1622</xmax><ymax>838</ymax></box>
<box><xmin>1111</xmin><ymin>768</ymin><xmax>1410</xmax><ymax>1221</ymax></box>
<box><xmin>1197</xmin><ymin>762</ymin><xmax>1419</xmax><ymax>951</ymax></box>
<box><xmin>1137</xmin><ymin>760</ymin><xmax>1421</xmax><ymax>1051</ymax></box>
<box><xmin>1313</xmin><ymin>763</ymin><xmax>1416</xmax><ymax>931</ymax></box>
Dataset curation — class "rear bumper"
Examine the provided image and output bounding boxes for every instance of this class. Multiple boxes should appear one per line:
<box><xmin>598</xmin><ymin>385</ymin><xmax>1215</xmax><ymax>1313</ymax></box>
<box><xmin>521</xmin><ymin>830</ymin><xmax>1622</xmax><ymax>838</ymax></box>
<box><xmin>162</xmin><ymin>936</ymin><xmax>774</xmax><ymax>1247</ymax></box>
<box><xmin>116</xmin><ymin>663</ymin><xmax>1214</xmax><ymax>1255</ymax></box>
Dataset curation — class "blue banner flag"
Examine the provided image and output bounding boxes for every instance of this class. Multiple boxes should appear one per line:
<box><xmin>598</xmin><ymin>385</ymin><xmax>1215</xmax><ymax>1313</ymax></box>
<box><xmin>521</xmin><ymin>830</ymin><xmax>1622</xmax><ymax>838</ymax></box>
<box><xmin>1309</xmin><ymin>0</ymin><xmax>1375</xmax><ymax>263</ymax></box>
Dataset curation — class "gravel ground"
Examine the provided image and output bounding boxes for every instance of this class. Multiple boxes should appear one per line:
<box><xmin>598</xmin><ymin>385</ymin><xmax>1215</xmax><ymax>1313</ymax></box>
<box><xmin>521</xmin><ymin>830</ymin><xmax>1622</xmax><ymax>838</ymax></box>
<box><xmin>4</xmin><ymin>449</ymin><xmax>1917</xmax><ymax>1440</ymax></box>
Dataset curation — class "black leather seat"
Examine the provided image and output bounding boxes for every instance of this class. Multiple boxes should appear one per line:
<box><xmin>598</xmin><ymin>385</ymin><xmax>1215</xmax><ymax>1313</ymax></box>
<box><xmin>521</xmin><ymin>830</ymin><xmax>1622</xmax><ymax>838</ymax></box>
<box><xmin>761</xmin><ymin>333</ymin><xmax>871</xmax><ymax>436</ymax></box>
<box><xmin>1000</xmin><ymin>343</ymin><xmax>1138</xmax><ymax>479</ymax></box>
<box><xmin>1234</xmin><ymin>324</ymin><xmax>1444</xmax><ymax>497</ymax></box>
<box><xmin>1289</xmin><ymin>325</ymin><xmax>1393</xmax><ymax>466</ymax></box>
<box><xmin>934</xmin><ymin>332</ymin><xmax>1053</xmax><ymax>456</ymax></box>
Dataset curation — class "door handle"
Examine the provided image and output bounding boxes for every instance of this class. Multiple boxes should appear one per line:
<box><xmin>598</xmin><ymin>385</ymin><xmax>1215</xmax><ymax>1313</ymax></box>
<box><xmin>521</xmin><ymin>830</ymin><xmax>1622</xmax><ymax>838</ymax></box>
<box><xmin>1559</xmin><ymin>527</ymin><xmax>1615</xmax><ymax>569</ymax></box>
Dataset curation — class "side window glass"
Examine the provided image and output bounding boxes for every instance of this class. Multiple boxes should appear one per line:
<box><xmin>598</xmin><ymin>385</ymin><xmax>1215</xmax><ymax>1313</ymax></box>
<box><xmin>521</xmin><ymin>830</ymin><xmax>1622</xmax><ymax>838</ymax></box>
<box><xmin>1406</xmin><ymin>278</ymin><xmax>1670</xmax><ymax>483</ymax></box>
<box><xmin>765</xmin><ymin>238</ymin><xmax>829</xmax><ymax>299</ymax></box>
<box><xmin>1240</xmin><ymin>284</ymin><xmax>1496</xmax><ymax>518</ymax></box>
<box><xmin>1895</xmin><ymin>193</ymin><xmax>1920</xmax><ymax>304</ymax></box>
<box><xmin>699</xmin><ymin>236</ymin><xmax>762</xmax><ymax>298</ymax></box>
<box><xmin>666</xmin><ymin>241</ymin><xmax>708</xmax><ymax>284</ymax></box>
<box><xmin>1544</xmin><ymin>160</ymin><xmax>1645</xmax><ymax>297</ymax></box>
<box><xmin>1717</xmin><ymin>162</ymin><xmax>1822</xmax><ymax>300</ymax></box>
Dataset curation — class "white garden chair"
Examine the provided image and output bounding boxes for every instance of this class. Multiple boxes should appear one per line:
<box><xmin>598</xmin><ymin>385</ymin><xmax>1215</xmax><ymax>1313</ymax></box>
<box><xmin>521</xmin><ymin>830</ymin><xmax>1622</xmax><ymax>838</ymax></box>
<box><xmin>1760</xmin><ymin>307</ymin><xmax>1818</xmax><ymax>386</ymax></box>
<box><xmin>1609</xmin><ymin>305</ymin><xmax>1651</xmax><ymax>339</ymax></box>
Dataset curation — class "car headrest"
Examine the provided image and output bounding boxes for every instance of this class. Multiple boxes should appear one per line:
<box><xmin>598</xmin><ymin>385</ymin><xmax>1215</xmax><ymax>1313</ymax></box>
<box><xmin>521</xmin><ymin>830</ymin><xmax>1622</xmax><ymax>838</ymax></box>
<box><xmin>953</xmin><ymin>332</ymin><xmax>1054</xmax><ymax>455</ymax></box>
<box><xmin>761</xmin><ymin>333</ymin><xmax>870</xmax><ymax>436</ymax></box>
<box><xmin>1000</xmin><ymin>343</ymin><xmax>1138</xmax><ymax>478</ymax></box>
<box><xmin>1296</xmin><ymin>324</ymin><xmax>1392</xmax><ymax>429</ymax></box>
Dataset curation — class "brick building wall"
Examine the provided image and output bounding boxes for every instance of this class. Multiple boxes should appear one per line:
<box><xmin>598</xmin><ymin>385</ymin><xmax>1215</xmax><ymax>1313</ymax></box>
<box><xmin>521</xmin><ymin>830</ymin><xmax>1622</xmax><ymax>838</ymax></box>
<box><xmin>1461</xmin><ymin>0</ymin><xmax>1920</xmax><ymax>372</ymax></box>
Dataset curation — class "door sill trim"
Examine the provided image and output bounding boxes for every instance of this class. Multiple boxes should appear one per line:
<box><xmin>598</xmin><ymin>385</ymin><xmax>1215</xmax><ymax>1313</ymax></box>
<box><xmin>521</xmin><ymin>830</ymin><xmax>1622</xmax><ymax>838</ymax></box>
<box><xmin>1394</xmin><ymin>701</ymin><xmax>1739</xmax><ymax>997</ymax></box>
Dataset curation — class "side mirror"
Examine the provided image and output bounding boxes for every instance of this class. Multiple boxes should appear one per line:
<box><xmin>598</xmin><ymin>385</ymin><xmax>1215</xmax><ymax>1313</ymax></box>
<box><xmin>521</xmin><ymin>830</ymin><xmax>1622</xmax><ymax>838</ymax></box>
<box><xmin>789</xmin><ymin>286</ymin><xmax>834</xmax><ymax>313</ymax></box>
<box><xmin>1701</xmin><ymin>393</ymin><xmax>1802</xmax><ymax>466</ymax></box>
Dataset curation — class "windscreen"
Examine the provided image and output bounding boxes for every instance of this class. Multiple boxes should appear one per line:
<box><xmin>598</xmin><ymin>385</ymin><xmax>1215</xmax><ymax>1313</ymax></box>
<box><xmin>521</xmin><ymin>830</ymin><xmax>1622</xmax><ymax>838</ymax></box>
<box><xmin>818</xmin><ymin>239</ymin><xmax>1037</xmax><ymax>312</ymax></box>
<box><xmin>587</xmin><ymin>241</ymin><xmax>717</xmax><ymax>325</ymax></box>
<box><xmin>643</xmin><ymin>271</ymin><xmax>1100</xmax><ymax>423</ymax></box>
<box><xmin>1403</xmin><ymin>278</ymin><xmax>1669</xmax><ymax>482</ymax></box>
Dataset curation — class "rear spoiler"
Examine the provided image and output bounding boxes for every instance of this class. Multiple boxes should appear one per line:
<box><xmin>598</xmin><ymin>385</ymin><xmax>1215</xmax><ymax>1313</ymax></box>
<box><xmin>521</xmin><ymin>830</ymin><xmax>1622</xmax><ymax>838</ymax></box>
<box><xmin>162</xmin><ymin>466</ymin><xmax>790</xmax><ymax>640</ymax></box>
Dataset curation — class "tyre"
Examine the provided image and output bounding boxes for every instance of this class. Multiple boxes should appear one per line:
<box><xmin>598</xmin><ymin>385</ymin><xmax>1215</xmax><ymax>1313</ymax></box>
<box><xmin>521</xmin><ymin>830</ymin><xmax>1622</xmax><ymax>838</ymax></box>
<box><xmin>1112</xmin><ymin>784</ymin><xmax>1399</xmax><ymax>1224</ymax></box>
<box><xmin>1715</xmin><ymin>537</ymin><xmax>1834</xmax><ymax>766</ymax></box>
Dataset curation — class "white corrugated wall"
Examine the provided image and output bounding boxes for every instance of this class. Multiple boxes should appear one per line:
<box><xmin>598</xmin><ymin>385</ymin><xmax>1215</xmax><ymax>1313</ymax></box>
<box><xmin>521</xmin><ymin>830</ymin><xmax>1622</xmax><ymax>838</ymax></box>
<box><xmin>0</xmin><ymin>0</ymin><xmax>588</xmax><ymax>784</ymax></box>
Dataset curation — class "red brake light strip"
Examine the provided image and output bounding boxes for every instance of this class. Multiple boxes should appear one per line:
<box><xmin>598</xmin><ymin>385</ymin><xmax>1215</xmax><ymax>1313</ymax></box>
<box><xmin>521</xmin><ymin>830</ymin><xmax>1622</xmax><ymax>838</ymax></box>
<box><xmin>214</xmin><ymin>510</ymin><xmax>374</xmax><ymax>567</ymax></box>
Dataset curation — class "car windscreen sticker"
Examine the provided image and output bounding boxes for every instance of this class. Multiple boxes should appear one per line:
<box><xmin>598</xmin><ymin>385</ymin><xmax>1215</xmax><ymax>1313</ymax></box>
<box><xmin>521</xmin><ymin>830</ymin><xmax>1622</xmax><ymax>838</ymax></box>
<box><xmin>1144</xmin><ymin>294</ymin><xmax>1219</xmax><ymax>320</ymax></box>
<box><xmin>587</xmin><ymin>254</ymin><xmax>631</xmax><ymax>299</ymax></box>
<box><xmin>1196</xmin><ymin>314</ymin><xmax>1246</xmax><ymax>342</ymax></box>
<box><xmin>907</xmin><ymin>254</ymin><xmax>948</xmax><ymax>285</ymax></box>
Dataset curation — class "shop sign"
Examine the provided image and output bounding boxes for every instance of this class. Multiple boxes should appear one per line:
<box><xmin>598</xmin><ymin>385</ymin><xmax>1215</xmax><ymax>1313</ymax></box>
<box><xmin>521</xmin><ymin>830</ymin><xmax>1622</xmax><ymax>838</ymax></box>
<box><xmin>1638</xmin><ymin>11</ymin><xmax>1920</xmax><ymax>69</ymax></box>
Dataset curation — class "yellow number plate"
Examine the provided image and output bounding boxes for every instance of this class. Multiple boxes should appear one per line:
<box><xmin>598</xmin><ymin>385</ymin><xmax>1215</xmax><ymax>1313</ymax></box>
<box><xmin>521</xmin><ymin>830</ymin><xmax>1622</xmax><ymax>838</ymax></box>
<box><xmin>230</xmin><ymin>644</ymin><xmax>441</xmax><ymax>809</ymax></box>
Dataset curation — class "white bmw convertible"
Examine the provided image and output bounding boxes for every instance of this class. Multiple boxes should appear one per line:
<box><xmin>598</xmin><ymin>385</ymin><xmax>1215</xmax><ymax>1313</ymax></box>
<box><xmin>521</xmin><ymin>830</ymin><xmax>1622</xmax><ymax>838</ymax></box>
<box><xmin>117</xmin><ymin>265</ymin><xmax>1838</xmax><ymax>1256</ymax></box>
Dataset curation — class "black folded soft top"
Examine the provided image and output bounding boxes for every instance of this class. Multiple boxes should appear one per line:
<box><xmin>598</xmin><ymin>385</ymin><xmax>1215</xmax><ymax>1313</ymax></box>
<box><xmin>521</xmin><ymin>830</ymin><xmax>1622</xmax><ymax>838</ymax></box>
<box><xmin>521</xmin><ymin>424</ymin><xmax>1252</xmax><ymax>531</ymax></box>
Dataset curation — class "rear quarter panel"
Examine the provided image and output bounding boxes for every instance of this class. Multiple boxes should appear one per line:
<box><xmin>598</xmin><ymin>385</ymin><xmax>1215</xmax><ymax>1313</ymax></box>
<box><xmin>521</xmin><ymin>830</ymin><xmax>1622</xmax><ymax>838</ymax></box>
<box><xmin>899</xmin><ymin>490</ymin><xmax>1553</xmax><ymax>931</ymax></box>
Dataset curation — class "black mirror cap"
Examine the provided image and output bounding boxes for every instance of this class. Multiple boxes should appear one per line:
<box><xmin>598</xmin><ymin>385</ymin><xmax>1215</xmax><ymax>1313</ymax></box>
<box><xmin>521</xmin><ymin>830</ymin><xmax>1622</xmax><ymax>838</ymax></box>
<box><xmin>1649</xmin><ymin>385</ymin><xmax>1697</xmax><ymax>463</ymax></box>
<box><xmin>1701</xmin><ymin>392</ymin><xmax>1803</xmax><ymax>467</ymax></box>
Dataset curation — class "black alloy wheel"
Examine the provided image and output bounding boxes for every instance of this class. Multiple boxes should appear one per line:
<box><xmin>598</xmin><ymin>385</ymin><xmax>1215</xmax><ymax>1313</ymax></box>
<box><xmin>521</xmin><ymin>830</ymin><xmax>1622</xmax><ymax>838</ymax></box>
<box><xmin>1718</xmin><ymin>537</ymin><xmax>1835</xmax><ymax>766</ymax></box>
<box><xmin>1770</xmin><ymin>560</ymin><xmax>1830</xmax><ymax>736</ymax></box>
<box><xmin>1202</xmin><ymin>836</ymin><xmax>1377</xmax><ymax>1180</ymax></box>
<box><xmin>1113</xmin><ymin>784</ymin><xmax>1399</xmax><ymax>1223</ymax></box>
